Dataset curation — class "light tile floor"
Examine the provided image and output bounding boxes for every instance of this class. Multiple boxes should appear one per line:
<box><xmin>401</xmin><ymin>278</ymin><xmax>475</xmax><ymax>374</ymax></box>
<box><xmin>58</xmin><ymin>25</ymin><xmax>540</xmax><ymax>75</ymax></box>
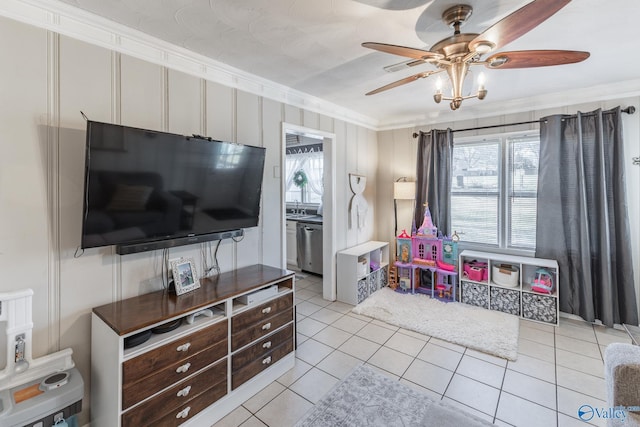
<box><xmin>213</xmin><ymin>273</ymin><xmax>632</xmax><ymax>427</ymax></box>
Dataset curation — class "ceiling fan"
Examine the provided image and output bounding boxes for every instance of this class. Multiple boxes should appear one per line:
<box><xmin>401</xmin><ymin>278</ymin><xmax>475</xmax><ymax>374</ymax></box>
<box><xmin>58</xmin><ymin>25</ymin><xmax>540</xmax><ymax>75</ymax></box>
<box><xmin>362</xmin><ymin>0</ymin><xmax>590</xmax><ymax>110</ymax></box>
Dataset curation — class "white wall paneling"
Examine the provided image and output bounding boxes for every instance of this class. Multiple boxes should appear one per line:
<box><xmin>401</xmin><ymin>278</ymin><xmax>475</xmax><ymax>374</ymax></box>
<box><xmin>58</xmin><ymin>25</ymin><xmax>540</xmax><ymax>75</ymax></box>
<box><xmin>344</xmin><ymin>122</ymin><xmax>359</xmax><ymax>248</ymax></box>
<box><xmin>0</xmin><ymin>17</ymin><xmax>50</xmax><ymax>362</ymax></box>
<box><xmin>58</xmin><ymin>34</ymin><xmax>114</xmax><ymax>426</ymax></box>
<box><xmin>167</xmin><ymin>69</ymin><xmax>201</xmax><ymax>136</ymax></box>
<box><xmin>333</xmin><ymin>120</ymin><xmax>348</xmax><ymax>258</ymax></box>
<box><xmin>119</xmin><ymin>55</ymin><xmax>165</xmax><ymax>301</ymax></box>
<box><xmin>235</xmin><ymin>90</ymin><xmax>263</xmax><ymax>269</ymax></box>
<box><xmin>323</xmin><ymin>129</ymin><xmax>339</xmax><ymax>301</ymax></box>
<box><xmin>120</xmin><ymin>54</ymin><xmax>162</xmax><ymax>132</ymax></box>
<box><xmin>375</xmin><ymin>129</ymin><xmax>394</xmax><ymax>245</ymax></box>
<box><xmin>206</xmin><ymin>81</ymin><xmax>235</xmax><ymax>143</ymax></box>
<box><xmin>46</xmin><ymin>29</ymin><xmax>61</xmax><ymax>355</ymax></box>
<box><xmin>319</xmin><ymin>114</ymin><xmax>334</xmax><ymax>134</ymax></box>
<box><xmin>0</xmin><ymin>15</ymin><xmax>378</xmax><ymax>425</ymax></box>
<box><xmin>303</xmin><ymin>110</ymin><xmax>320</xmax><ymax>131</ymax></box>
<box><xmin>283</xmin><ymin>104</ymin><xmax>302</xmax><ymax>127</ymax></box>
<box><xmin>262</xmin><ymin>97</ymin><xmax>284</xmax><ymax>270</ymax></box>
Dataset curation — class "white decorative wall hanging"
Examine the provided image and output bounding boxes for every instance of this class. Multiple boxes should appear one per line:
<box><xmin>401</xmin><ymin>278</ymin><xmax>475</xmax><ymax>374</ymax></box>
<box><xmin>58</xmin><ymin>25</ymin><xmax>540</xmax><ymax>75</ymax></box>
<box><xmin>349</xmin><ymin>174</ymin><xmax>368</xmax><ymax>230</ymax></box>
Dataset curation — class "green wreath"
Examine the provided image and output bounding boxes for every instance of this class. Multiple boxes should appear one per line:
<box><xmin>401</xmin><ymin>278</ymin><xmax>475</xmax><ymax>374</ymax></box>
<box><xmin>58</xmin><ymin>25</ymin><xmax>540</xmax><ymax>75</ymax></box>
<box><xmin>293</xmin><ymin>170</ymin><xmax>308</xmax><ymax>188</ymax></box>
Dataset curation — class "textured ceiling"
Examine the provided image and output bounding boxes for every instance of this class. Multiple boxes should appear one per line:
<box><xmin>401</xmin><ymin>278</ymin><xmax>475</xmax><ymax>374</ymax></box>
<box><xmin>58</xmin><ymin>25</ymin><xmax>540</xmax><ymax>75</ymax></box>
<box><xmin>55</xmin><ymin>0</ymin><xmax>640</xmax><ymax>127</ymax></box>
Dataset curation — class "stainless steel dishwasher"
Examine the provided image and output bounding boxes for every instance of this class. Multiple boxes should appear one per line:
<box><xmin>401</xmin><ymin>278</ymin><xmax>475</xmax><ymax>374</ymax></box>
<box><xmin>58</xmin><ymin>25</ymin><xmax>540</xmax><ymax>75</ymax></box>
<box><xmin>296</xmin><ymin>222</ymin><xmax>323</xmax><ymax>275</ymax></box>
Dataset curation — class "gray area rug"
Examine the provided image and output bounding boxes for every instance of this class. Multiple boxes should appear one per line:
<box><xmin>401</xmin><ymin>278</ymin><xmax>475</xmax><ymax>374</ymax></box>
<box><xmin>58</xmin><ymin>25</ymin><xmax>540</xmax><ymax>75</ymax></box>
<box><xmin>295</xmin><ymin>365</ymin><xmax>495</xmax><ymax>427</ymax></box>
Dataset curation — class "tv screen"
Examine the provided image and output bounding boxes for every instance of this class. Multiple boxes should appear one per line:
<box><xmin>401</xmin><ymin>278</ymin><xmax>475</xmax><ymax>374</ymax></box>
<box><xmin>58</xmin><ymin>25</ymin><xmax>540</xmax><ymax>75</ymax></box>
<box><xmin>81</xmin><ymin>121</ymin><xmax>266</xmax><ymax>252</ymax></box>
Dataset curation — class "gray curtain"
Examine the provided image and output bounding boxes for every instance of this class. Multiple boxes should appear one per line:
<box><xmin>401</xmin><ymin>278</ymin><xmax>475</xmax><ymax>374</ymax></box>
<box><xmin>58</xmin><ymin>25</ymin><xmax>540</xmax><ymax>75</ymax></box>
<box><xmin>536</xmin><ymin>107</ymin><xmax>638</xmax><ymax>327</ymax></box>
<box><xmin>415</xmin><ymin>129</ymin><xmax>454</xmax><ymax>235</ymax></box>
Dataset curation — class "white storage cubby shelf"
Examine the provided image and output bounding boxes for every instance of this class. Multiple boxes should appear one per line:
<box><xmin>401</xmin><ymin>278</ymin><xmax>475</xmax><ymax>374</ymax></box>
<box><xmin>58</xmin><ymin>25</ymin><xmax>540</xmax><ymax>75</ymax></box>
<box><xmin>459</xmin><ymin>250</ymin><xmax>560</xmax><ymax>326</ymax></box>
<box><xmin>337</xmin><ymin>241</ymin><xmax>390</xmax><ymax>305</ymax></box>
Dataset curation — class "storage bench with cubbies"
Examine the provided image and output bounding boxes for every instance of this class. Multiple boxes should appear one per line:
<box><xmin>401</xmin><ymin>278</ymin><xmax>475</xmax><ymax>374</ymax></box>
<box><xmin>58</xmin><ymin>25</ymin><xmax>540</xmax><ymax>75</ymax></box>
<box><xmin>459</xmin><ymin>250</ymin><xmax>559</xmax><ymax>326</ymax></box>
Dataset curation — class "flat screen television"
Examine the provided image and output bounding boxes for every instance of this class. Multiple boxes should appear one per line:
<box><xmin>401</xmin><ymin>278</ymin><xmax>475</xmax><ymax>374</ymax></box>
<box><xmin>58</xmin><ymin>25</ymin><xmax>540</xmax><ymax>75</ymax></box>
<box><xmin>81</xmin><ymin>120</ymin><xmax>266</xmax><ymax>254</ymax></box>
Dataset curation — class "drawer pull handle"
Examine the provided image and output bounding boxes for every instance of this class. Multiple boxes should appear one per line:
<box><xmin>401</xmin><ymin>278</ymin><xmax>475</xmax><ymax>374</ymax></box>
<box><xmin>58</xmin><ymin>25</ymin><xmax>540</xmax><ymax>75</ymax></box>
<box><xmin>262</xmin><ymin>322</ymin><xmax>272</xmax><ymax>331</ymax></box>
<box><xmin>262</xmin><ymin>356</ymin><xmax>272</xmax><ymax>365</ymax></box>
<box><xmin>177</xmin><ymin>385</ymin><xmax>191</xmax><ymax>397</ymax></box>
<box><xmin>176</xmin><ymin>362</ymin><xmax>191</xmax><ymax>374</ymax></box>
<box><xmin>176</xmin><ymin>343</ymin><xmax>191</xmax><ymax>352</ymax></box>
<box><xmin>262</xmin><ymin>307</ymin><xmax>272</xmax><ymax>314</ymax></box>
<box><xmin>263</xmin><ymin>341</ymin><xmax>272</xmax><ymax>349</ymax></box>
<box><xmin>176</xmin><ymin>406</ymin><xmax>191</xmax><ymax>419</ymax></box>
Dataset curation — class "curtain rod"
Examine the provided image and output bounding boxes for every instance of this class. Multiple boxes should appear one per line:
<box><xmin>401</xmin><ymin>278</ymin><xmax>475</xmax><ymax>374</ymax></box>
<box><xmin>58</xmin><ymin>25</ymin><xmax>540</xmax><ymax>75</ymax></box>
<box><xmin>412</xmin><ymin>106</ymin><xmax>636</xmax><ymax>138</ymax></box>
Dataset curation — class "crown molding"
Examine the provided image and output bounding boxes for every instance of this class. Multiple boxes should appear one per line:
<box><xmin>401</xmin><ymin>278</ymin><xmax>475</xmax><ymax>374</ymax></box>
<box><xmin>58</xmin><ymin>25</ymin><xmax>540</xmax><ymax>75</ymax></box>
<box><xmin>2</xmin><ymin>0</ymin><xmax>638</xmax><ymax>133</ymax></box>
<box><xmin>0</xmin><ymin>0</ymin><xmax>379</xmax><ymax>130</ymax></box>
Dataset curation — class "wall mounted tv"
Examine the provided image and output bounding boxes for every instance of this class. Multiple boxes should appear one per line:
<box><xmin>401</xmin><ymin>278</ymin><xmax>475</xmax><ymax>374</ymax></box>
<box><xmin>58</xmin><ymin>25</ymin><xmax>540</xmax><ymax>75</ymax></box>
<box><xmin>81</xmin><ymin>121</ymin><xmax>266</xmax><ymax>255</ymax></box>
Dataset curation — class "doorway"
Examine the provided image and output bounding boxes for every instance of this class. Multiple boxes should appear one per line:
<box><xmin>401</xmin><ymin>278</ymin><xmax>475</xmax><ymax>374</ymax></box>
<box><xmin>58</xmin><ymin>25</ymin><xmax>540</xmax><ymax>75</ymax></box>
<box><xmin>282</xmin><ymin>123</ymin><xmax>336</xmax><ymax>301</ymax></box>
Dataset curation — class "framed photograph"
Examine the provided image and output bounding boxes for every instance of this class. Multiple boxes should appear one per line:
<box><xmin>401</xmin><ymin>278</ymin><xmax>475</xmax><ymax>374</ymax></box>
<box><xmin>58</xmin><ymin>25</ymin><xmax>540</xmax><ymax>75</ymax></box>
<box><xmin>169</xmin><ymin>257</ymin><xmax>200</xmax><ymax>295</ymax></box>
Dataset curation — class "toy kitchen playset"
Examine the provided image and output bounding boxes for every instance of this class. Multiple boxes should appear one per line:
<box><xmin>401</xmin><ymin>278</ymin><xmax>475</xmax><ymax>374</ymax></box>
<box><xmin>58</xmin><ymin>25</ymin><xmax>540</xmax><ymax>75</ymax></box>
<box><xmin>0</xmin><ymin>289</ymin><xmax>83</xmax><ymax>427</ymax></box>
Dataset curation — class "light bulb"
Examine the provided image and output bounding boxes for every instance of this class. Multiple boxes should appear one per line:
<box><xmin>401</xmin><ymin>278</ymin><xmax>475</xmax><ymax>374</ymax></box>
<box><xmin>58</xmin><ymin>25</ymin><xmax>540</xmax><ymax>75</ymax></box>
<box><xmin>477</xmin><ymin>72</ymin><xmax>486</xmax><ymax>89</ymax></box>
<box><xmin>435</xmin><ymin>76</ymin><xmax>443</xmax><ymax>92</ymax></box>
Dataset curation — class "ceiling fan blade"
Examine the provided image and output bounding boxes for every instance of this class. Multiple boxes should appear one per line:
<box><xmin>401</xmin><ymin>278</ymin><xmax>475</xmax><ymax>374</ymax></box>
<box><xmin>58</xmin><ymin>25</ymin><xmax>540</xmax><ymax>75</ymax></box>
<box><xmin>362</xmin><ymin>42</ymin><xmax>443</xmax><ymax>61</ymax></box>
<box><xmin>469</xmin><ymin>0</ymin><xmax>572</xmax><ymax>52</ymax></box>
<box><xmin>384</xmin><ymin>58</ymin><xmax>428</xmax><ymax>73</ymax></box>
<box><xmin>485</xmin><ymin>50</ymin><xmax>590</xmax><ymax>69</ymax></box>
<box><xmin>366</xmin><ymin>71</ymin><xmax>435</xmax><ymax>95</ymax></box>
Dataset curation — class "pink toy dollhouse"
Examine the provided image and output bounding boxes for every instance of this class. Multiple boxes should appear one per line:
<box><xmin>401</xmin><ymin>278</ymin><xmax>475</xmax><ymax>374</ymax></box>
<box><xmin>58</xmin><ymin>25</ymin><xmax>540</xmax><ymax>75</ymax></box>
<box><xmin>394</xmin><ymin>205</ymin><xmax>458</xmax><ymax>302</ymax></box>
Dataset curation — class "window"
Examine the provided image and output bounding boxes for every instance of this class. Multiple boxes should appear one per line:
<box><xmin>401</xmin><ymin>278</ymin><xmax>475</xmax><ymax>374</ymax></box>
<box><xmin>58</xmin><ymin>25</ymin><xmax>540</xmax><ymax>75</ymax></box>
<box><xmin>450</xmin><ymin>133</ymin><xmax>539</xmax><ymax>249</ymax></box>
<box><xmin>285</xmin><ymin>151</ymin><xmax>323</xmax><ymax>205</ymax></box>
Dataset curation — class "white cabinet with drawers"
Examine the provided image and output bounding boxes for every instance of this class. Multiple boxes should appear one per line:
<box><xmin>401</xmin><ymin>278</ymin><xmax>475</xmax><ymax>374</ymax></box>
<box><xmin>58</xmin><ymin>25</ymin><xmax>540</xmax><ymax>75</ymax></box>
<box><xmin>91</xmin><ymin>264</ymin><xmax>295</xmax><ymax>426</ymax></box>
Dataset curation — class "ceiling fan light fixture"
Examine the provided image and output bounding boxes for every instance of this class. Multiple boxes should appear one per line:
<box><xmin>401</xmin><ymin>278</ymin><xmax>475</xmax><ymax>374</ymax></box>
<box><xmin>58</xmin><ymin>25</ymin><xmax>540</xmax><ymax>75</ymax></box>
<box><xmin>488</xmin><ymin>56</ymin><xmax>509</xmax><ymax>68</ymax></box>
<box><xmin>362</xmin><ymin>1</ymin><xmax>590</xmax><ymax>111</ymax></box>
<box><xmin>477</xmin><ymin>72</ymin><xmax>487</xmax><ymax>100</ymax></box>
<box><xmin>473</xmin><ymin>41</ymin><xmax>495</xmax><ymax>54</ymax></box>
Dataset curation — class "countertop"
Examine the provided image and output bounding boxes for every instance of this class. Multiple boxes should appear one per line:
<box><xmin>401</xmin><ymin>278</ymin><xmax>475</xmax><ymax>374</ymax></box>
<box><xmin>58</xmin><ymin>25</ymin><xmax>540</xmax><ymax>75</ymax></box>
<box><xmin>286</xmin><ymin>214</ymin><xmax>323</xmax><ymax>225</ymax></box>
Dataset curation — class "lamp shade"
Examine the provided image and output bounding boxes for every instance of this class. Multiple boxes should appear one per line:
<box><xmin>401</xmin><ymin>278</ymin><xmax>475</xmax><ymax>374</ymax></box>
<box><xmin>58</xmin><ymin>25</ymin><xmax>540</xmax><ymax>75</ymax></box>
<box><xmin>394</xmin><ymin>181</ymin><xmax>415</xmax><ymax>200</ymax></box>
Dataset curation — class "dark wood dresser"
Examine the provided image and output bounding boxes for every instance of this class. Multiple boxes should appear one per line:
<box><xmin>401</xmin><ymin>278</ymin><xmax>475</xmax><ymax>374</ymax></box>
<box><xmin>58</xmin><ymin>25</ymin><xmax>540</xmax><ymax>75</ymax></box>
<box><xmin>90</xmin><ymin>264</ymin><xmax>295</xmax><ymax>427</ymax></box>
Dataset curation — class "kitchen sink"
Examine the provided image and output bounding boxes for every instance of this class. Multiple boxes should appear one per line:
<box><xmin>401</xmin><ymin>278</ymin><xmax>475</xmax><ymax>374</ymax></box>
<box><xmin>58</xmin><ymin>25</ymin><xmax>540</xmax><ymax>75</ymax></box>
<box><xmin>287</xmin><ymin>214</ymin><xmax>319</xmax><ymax>220</ymax></box>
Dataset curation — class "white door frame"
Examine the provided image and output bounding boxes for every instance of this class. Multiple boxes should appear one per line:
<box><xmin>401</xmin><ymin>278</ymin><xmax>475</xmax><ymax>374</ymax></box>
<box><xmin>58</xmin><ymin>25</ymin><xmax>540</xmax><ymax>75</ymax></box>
<box><xmin>281</xmin><ymin>123</ymin><xmax>337</xmax><ymax>301</ymax></box>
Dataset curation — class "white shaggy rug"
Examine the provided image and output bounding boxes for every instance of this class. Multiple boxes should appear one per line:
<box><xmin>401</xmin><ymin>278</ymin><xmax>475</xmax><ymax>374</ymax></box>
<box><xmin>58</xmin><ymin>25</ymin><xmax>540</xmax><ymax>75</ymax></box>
<box><xmin>353</xmin><ymin>287</ymin><xmax>519</xmax><ymax>361</ymax></box>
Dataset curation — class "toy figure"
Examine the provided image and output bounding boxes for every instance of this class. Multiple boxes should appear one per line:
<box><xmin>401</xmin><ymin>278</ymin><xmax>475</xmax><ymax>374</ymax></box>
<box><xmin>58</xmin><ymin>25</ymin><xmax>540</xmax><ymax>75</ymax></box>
<box><xmin>400</xmin><ymin>243</ymin><xmax>410</xmax><ymax>263</ymax></box>
<box><xmin>396</xmin><ymin>229</ymin><xmax>412</xmax><ymax>265</ymax></box>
